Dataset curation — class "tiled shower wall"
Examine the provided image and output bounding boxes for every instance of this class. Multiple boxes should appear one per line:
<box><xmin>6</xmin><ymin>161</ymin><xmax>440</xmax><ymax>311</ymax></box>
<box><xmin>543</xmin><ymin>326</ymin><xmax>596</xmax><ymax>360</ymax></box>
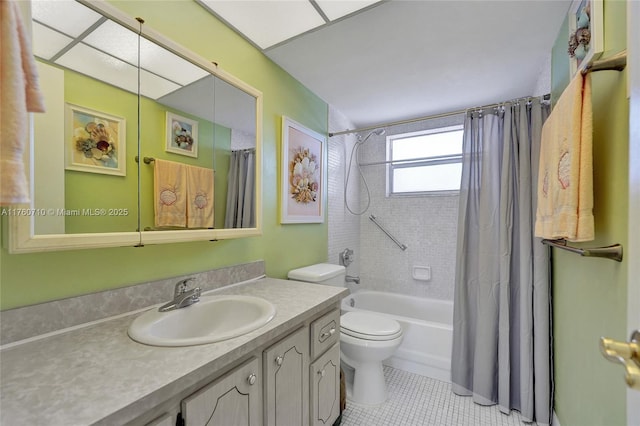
<box><xmin>355</xmin><ymin>115</ymin><xmax>464</xmax><ymax>301</ymax></box>
<box><xmin>327</xmin><ymin>105</ymin><xmax>360</xmax><ymax>290</ymax></box>
<box><xmin>328</xmin><ymin>63</ymin><xmax>550</xmax><ymax>302</ymax></box>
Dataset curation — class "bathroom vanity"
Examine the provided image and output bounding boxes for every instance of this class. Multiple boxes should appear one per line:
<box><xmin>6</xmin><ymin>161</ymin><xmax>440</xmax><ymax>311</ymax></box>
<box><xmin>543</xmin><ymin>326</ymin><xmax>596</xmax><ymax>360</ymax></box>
<box><xmin>0</xmin><ymin>278</ymin><xmax>347</xmax><ymax>425</ymax></box>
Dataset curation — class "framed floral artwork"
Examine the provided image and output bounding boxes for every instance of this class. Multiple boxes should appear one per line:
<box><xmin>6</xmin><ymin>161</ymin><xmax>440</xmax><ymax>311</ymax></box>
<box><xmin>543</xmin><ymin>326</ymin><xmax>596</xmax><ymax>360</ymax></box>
<box><xmin>280</xmin><ymin>116</ymin><xmax>325</xmax><ymax>224</ymax></box>
<box><xmin>166</xmin><ymin>112</ymin><xmax>198</xmax><ymax>158</ymax></box>
<box><xmin>568</xmin><ymin>0</ymin><xmax>603</xmax><ymax>77</ymax></box>
<box><xmin>65</xmin><ymin>103</ymin><xmax>126</xmax><ymax>176</ymax></box>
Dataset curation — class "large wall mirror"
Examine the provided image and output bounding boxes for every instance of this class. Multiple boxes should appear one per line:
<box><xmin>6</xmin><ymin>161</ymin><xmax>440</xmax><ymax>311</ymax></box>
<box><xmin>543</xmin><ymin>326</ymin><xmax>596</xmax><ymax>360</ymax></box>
<box><xmin>8</xmin><ymin>0</ymin><xmax>262</xmax><ymax>253</ymax></box>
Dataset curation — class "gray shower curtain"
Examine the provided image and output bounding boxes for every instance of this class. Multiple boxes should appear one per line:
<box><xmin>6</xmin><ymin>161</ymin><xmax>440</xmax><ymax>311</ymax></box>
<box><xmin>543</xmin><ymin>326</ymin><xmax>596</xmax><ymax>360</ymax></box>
<box><xmin>224</xmin><ymin>149</ymin><xmax>255</xmax><ymax>228</ymax></box>
<box><xmin>451</xmin><ymin>98</ymin><xmax>552</xmax><ymax>424</ymax></box>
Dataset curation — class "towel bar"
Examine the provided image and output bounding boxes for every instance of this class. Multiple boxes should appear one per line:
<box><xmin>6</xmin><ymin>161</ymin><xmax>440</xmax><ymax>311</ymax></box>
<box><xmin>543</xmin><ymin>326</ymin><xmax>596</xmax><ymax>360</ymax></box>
<box><xmin>541</xmin><ymin>239</ymin><xmax>623</xmax><ymax>262</ymax></box>
<box><xmin>582</xmin><ymin>50</ymin><xmax>627</xmax><ymax>74</ymax></box>
<box><xmin>134</xmin><ymin>156</ymin><xmax>155</xmax><ymax>164</ymax></box>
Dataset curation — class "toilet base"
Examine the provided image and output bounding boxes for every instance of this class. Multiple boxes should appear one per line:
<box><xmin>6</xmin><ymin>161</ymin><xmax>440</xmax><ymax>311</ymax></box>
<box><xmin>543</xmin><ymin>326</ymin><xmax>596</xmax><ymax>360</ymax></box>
<box><xmin>341</xmin><ymin>361</ymin><xmax>387</xmax><ymax>406</ymax></box>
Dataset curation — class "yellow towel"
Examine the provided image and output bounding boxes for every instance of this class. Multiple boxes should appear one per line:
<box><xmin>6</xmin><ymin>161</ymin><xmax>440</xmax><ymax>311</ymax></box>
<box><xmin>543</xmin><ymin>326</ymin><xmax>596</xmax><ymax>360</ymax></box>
<box><xmin>154</xmin><ymin>159</ymin><xmax>187</xmax><ymax>227</ymax></box>
<box><xmin>186</xmin><ymin>165</ymin><xmax>214</xmax><ymax>229</ymax></box>
<box><xmin>0</xmin><ymin>0</ymin><xmax>46</xmax><ymax>204</ymax></box>
<box><xmin>535</xmin><ymin>72</ymin><xmax>594</xmax><ymax>242</ymax></box>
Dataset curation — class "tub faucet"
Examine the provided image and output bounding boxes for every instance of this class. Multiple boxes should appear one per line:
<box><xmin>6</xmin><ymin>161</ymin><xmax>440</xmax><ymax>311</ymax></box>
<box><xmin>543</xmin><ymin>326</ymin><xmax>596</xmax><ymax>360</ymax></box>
<box><xmin>346</xmin><ymin>275</ymin><xmax>360</xmax><ymax>284</ymax></box>
<box><xmin>158</xmin><ymin>278</ymin><xmax>201</xmax><ymax>312</ymax></box>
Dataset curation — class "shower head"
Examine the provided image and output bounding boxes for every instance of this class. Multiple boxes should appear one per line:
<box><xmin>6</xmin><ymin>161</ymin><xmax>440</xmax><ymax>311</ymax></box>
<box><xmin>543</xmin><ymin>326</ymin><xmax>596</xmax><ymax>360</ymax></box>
<box><xmin>358</xmin><ymin>128</ymin><xmax>385</xmax><ymax>143</ymax></box>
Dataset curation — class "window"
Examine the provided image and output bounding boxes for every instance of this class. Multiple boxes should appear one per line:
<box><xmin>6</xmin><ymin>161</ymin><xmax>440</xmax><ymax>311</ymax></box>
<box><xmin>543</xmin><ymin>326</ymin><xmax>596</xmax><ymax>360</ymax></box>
<box><xmin>386</xmin><ymin>125</ymin><xmax>463</xmax><ymax>195</ymax></box>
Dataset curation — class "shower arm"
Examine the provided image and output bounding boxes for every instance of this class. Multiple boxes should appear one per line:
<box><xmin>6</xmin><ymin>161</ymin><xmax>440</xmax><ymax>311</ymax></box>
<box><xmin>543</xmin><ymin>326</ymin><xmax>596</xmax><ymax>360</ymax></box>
<box><xmin>369</xmin><ymin>215</ymin><xmax>407</xmax><ymax>251</ymax></box>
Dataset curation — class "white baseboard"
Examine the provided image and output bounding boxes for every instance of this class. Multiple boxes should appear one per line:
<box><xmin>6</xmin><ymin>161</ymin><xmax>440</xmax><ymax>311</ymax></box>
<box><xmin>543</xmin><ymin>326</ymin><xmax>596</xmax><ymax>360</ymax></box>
<box><xmin>552</xmin><ymin>410</ymin><xmax>561</xmax><ymax>426</ymax></box>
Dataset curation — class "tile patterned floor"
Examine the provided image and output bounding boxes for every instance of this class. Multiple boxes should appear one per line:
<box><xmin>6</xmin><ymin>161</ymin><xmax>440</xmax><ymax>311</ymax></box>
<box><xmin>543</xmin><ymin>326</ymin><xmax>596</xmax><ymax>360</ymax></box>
<box><xmin>341</xmin><ymin>366</ymin><xmax>535</xmax><ymax>426</ymax></box>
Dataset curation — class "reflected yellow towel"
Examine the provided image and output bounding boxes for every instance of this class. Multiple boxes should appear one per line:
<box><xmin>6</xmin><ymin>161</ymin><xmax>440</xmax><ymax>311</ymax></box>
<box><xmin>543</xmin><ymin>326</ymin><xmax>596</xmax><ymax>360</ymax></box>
<box><xmin>154</xmin><ymin>159</ymin><xmax>187</xmax><ymax>227</ymax></box>
<box><xmin>1</xmin><ymin>0</ymin><xmax>46</xmax><ymax>204</ymax></box>
<box><xmin>535</xmin><ymin>72</ymin><xmax>594</xmax><ymax>242</ymax></box>
<box><xmin>186</xmin><ymin>165</ymin><xmax>214</xmax><ymax>229</ymax></box>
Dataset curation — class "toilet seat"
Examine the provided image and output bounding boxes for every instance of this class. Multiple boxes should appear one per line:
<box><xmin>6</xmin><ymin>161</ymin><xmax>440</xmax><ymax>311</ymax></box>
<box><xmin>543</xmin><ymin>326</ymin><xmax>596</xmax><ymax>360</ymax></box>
<box><xmin>340</xmin><ymin>311</ymin><xmax>403</xmax><ymax>341</ymax></box>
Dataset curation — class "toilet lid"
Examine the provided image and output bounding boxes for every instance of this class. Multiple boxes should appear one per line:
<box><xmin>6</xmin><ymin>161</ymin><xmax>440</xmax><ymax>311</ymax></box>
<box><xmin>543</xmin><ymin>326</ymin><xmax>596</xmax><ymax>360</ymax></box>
<box><xmin>340</xmin><ymin>311</ymin><xmax>402</xmax><ymax>341</ymax></box>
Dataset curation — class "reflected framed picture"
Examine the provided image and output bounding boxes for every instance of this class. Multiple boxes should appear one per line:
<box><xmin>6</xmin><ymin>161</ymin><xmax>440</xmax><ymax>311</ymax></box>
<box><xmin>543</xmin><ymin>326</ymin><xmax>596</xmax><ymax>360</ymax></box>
<box><xmin>65</xmin><ymin>103</ymin><xmax>126</xmax><ymax>176</ymax></box>
<box><xmin>166</xmin><ymin>112</ymin><xmax>198</xmax><ymax>158</ymax></box>
<box><xmin>280</xmin><ymin>116</ymin><xmax>325</xmax><ymax>224</ymax></box>
<box><xmin>568</xmin><ymin>0</ymin><xmax>603</xmax><ymax>77</ymax></box>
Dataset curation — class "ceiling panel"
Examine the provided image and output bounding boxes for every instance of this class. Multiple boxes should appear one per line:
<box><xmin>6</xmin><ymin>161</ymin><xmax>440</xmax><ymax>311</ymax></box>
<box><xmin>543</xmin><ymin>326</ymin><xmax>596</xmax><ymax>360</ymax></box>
<box><xmin>31</xmin><ymin>0</ymin><xmax>102</xmax><ymax>37</ymax></box>
<box><xmin>315</xmin><ymin>0</ymin><xmax>379</xmax><ymax>21</ymax></box>
<box><xmin>199</xmin><ymin>0</ymin><xmax>326</xmax><ymax>49</ymax></box>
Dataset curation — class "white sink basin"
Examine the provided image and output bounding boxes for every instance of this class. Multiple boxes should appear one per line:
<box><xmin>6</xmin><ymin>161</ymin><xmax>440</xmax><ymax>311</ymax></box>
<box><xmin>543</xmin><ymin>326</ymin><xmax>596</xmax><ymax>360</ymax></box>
<box><xmin>128</xmin><ymin>295</ymin><xmax>276</xmax><ymax>347</ymax></box>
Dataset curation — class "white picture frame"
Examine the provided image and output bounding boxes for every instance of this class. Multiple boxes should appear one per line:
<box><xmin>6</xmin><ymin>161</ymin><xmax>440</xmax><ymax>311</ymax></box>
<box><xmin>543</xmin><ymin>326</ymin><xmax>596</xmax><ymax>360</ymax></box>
<box><xmin>280</xmin><ymin>117</ymin><xmax>325</xmax><ymax>224</ymax></box>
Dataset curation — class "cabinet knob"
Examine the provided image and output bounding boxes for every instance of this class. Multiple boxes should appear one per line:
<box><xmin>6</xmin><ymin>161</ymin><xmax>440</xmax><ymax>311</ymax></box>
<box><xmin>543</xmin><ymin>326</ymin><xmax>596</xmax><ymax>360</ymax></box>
<box><xmin>247</xmin><ymin>373</ymin><xmax>257</xmax><ymax>385</ymax></box>
<box><xmin>275</xmin><ymin>355</ymin><xmax>283</xmax><ymax>366</ymax></box>
<box><xmin>320</xmin><ymin>327</ymin><xmax>336</xmax><ymax>340</ymax></box>
<box><xmin>318</xmin><ymin>369</ymin><xmax>325</xmax><ymax>378</ymax></box>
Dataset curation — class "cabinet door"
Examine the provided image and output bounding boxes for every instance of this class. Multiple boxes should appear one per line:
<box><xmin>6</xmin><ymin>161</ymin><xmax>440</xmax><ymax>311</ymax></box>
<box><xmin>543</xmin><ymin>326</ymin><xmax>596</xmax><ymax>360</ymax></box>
<box><xmin>310</xmin><ymin>344</ymin><xmax>340</xmax><ymax>426</ymax></box>
<box><xmin>182</xmin><ymin>357</ymin><xmax>262</xmax><ymax>426</ymax></box>
<box><xmin>263</xmin><ymin>327</ymin><xmax>309</xmax><ymax>426</ymax></box>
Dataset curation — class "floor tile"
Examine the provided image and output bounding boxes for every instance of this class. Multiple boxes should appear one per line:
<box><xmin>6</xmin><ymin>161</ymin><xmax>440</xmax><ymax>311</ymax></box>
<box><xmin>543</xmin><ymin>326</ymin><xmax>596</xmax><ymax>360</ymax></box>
<box><xmin>341</xmin><ymin>366</ymin><xmax>535</xmax><ymax>426</ymax></box>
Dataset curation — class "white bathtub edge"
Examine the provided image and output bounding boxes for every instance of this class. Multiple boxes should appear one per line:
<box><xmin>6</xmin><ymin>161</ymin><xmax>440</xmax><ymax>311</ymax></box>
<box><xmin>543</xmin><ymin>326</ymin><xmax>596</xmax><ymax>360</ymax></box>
<box><xmin>384</xmin><ymin>351</ymin><xmax>451</xmax><ymax>384</ymax></box>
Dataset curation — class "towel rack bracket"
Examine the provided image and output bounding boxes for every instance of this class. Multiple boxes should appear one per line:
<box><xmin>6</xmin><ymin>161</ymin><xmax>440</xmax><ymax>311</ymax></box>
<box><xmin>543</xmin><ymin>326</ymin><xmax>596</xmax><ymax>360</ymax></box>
<box><xmin>541</xmin><ymin>239</ymin><xmax>623</xmax><ymax>262</ymax></box>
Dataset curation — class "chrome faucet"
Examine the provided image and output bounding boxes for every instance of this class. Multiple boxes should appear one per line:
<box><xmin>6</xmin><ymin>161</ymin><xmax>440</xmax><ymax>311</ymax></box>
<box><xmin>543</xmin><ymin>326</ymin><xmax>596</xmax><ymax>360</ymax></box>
<box><xmin>158</xmin><ymin>278</ymin><xmax>201</xmax><ymax>312</ymax></box>
<box><xmin>346</xmin><ymin>275</ymin><xmax>360</xmax><ymax>284</ymax></box>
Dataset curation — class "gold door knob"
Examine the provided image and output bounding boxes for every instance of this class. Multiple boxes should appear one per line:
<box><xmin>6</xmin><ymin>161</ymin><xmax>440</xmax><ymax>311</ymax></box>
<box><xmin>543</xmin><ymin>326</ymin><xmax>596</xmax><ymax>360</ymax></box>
<box><xmin>600</xmin><ymin>330</ymin><xmax>640</xmax><ymax>390</ymax></box>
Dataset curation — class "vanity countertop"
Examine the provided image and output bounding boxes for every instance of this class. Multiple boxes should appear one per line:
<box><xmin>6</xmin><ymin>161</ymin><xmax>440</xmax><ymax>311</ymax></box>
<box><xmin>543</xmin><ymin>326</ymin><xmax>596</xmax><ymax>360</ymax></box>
<box><xmin>0</xmin><ymin>278</ymin><xmax>347</xmax><ymax>426</ymax></box>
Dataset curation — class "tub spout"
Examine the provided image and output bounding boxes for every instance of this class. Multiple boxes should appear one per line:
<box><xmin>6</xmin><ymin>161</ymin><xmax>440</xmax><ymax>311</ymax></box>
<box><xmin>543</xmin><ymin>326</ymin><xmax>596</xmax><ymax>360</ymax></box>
<box><xmin>346</xmin><ymin>275</ymin><xmax>360</xmax><ymax>284</ymax></box>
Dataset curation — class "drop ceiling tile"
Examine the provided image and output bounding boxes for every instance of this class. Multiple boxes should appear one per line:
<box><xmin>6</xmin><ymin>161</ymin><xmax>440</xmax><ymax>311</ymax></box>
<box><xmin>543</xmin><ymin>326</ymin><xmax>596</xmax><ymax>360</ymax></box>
<box><xmin>55</xmin><ymin>43</ymin><xmax>138</xmax><ymax>94</ymax></box>
<box><xmin>315</xmin><ymin>0</ymin><xmax>379</xmax><ymax>21</ymax></box>
<box><xmin>82</xmin><ymin>20</ymin><xmax>139</xmax><ymax>65</ymax></box>
<box><xmin>139</xmin><ymin>68</ymin><xmax>182</xmax><ymax>99</ymax></box>
<box><xmin>31</xmin><ymin>0</ymin><xmax>102</xmax><ymax>38</ymax></box>
<box><xmin>32</xmin><ymin>22</ymin><xmax>73</xmax><ymax>60</ymax></box>
<box><xmin>83</xmin><ymin>20</ymin><xmax>208</xmax><ymax>86</ymax></box>
<box><xmin>199</xmin><ymin>0</ymin><xmax>325</xmax><ymax>49</ymax></box>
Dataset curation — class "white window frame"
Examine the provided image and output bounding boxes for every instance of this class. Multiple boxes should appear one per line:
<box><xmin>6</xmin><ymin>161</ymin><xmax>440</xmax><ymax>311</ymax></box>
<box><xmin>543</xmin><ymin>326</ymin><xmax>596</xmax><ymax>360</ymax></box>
<box><xmin>386</xmin><ymin>125</ymin><xmax>463</xmax><ymax>197</ymax></box>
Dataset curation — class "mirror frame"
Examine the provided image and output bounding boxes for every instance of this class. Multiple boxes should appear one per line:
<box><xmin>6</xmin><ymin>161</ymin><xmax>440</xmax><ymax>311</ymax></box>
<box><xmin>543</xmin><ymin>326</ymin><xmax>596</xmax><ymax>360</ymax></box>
<box><xmin>8</xmin><ymin>0</ymin><xmax>262</xmax><ymax>253</ymax></box>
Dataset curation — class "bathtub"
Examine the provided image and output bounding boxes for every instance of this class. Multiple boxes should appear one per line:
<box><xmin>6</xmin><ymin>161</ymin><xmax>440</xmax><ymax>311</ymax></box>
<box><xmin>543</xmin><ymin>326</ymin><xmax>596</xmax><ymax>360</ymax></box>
<box><xmin>341</xmin><ymin>290</ymin><xmax>453</xmax><ymax>383</ymax></box>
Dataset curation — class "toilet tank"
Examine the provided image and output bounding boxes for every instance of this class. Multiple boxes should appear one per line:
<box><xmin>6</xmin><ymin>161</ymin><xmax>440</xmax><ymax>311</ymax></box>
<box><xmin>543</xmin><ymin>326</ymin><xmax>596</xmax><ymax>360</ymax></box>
<box><xmin>287</xmin><ymin>263</ymin><xmax>346</xmax><ymax>287</ymax></box>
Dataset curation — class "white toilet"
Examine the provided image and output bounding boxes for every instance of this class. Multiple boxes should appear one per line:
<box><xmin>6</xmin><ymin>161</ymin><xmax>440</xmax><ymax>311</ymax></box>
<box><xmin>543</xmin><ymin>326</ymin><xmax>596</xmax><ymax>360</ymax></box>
<box><xmin>288</xmin><ymin>263</ymin><xmax>403</xmax><ymax>406</ymax></box>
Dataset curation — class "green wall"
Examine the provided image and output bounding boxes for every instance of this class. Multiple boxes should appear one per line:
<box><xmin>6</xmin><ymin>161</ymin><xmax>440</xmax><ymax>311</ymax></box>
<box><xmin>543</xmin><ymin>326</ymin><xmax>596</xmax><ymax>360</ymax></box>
<box><xmin>62</xmin><ymin>67</ymin><xmax>139</xmax><ymax>233</ymax></box>
<box><xmin>58</xmin><ymin>67</ymin><xmax>228</xmax><ymax>233</ymax></box>
<box><xmin>0</xmin><ymin>0</ymin><xmax>328</xmax><ymax>310</ymax></box>
<box><xmin>551</xmin><ymin>1</ymin><xmax>629</xmax><ymax>425</ymax></box>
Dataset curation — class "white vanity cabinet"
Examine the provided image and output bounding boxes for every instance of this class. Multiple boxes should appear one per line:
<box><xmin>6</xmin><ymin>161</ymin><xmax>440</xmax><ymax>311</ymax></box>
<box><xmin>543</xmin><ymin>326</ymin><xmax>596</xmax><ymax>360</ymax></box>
<box><xmin>310</xmin><ymin>344</ymin><xmax>340</xmax><ymax>426</ymax></box>
<box><xmin>181</xmin><ymin>357</ymin><xmax>262</xmax><ymax>426</ymax></box>
<box><xmin>0</xmin><ymin>279</ymin><xmax>349</xmax><ymax>426</ymax></box>
<box><xmin>133</xmin><ymin>307</ymin><xmax>342</xmax><ymax>426</ymax></box>
<box><xmin>309</xmin><ymin>310</ymin><xmax>341</xmax><ymax>426</ymax></box>
<box><xmin>262</xmin><ymin>309</ymin><xmax>341</xmax><ymax>426</ymax></box>
<box><xmin>263</xmin><ymin>327</ymin><xmax>309</xmax><ymax>426</ymax></box>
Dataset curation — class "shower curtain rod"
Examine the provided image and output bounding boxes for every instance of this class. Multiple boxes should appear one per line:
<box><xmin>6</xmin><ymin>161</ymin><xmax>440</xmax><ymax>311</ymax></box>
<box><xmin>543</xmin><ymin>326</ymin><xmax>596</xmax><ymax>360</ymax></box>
<box><xmin>328</xmin><ymin>94</ymin><xmax>550</xmax><ymax>138</ymax></box>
